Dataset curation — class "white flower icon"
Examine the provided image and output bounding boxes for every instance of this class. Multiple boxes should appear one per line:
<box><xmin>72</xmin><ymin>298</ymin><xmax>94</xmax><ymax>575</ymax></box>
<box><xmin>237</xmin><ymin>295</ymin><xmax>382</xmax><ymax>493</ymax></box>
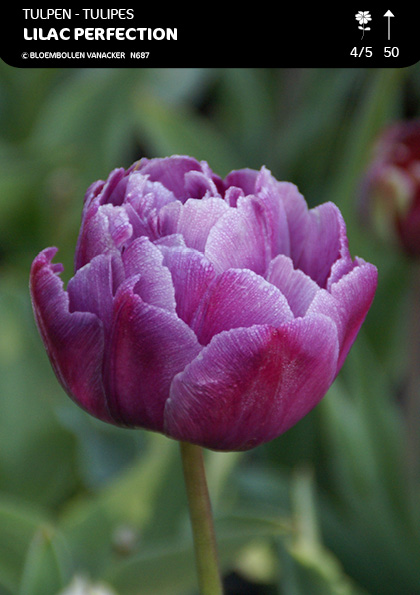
<box><xmin>356</xmin><ymin>11</ymin><xmax>372</xmax><ymax>39</ymax></box>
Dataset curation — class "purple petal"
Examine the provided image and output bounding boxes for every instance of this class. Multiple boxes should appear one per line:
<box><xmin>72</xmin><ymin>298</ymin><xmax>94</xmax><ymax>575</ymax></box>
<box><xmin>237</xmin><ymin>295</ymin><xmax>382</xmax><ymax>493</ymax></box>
<box><xmin>122</xmin><ymin>237</ymin><xmax>176</xmax><ymax>313</ymax></box>
<box><xmin>294</xmin><ymin>202</ymin><xmax>340</xmax><ymax>286</ymax></box>
<box><xmin>294</xmin><ymin>202</ymin><xmax>352</xmax><ymax>288</ymax></box>
<box><xmin>266</xmin><ymin>254</ymin><xmax>320</xmax><ymax>317</ymax></box>
<box><xmin>224</xmin><ymin>186</ymin><xmax>245</xmax><ymax>207</ymax></box>
<box><xmin>136</xmin><ymin>156</ymin><xmax>207</xmax><ymax>201</ymax></box>
<box><xmin>94</xmin><ymin>168</ymin><xmax>127</xmax><ymax>206</ymax></box>
<box><xmin>165</xmin><ymin>315</ymin><xmax>339</xmax><ymax>451</ymax></box>
<box><xmin>81</xmin><ymin>168</ymin><xmax>126</xmax><ymax>219</ymax></box>
<box><xmin>190</xmin><ymin>268</ymin><xmax>294</xmax><ymax>346</ymax></box>
<box><xmin>124</xmin><ymin>172</ymin><xmax>176</xmax><ymax>217</ymax></box>
<box><xmin>82</xmin><ymin>179</ymin><xmax>105</xmax><ymax>216</ymax></box>
<box><xmin>156</xmin><ymin>201</ymin><xmax>182</xmax><ymax>237</ymax></box>
<box><xmin>274</xmin><ymin>182</ymin><xmax>309</xmax><ymax>265</ymax></box>
<box><xmin>122</xmin><ymin>202</ymin><xmax>153</xmax><ymax>240</ymax></box>
<box><xmin>67</xmin><ymin>252</ymin><xmax>124</xmax><ymax>334</ymax></box>
<box><xmin>104</xmin><ymin>284</ymin><xmax>202</xmax><ymax>431</ymax></box>
<box><xmin>224</xmin><ymin>168</ymin><xmax>260</xmax><ymax>194</ymax></box>
<box><xmin>251</xmin><ymin>167</ymin><xmax>291</xmax><ymax>258</ymax></box>
<box><xmin>75</xmin><ymin>204</ymin><xmax>133</xmax><ymax>270</ymax></box>
<box><xmin>158</xmin><ymin>197</ymin><xmax>229</xmax><ymax>252</ymax></box>
<box><xmin>204</xmin><ymin>196</ymin><xmax>271</xmax><ymax>275</ymax></box>
<box><xmin>160</xmin><ymin>245</ymin><xmax>217</xmax><ymax>325</ymax></box>
<box><xmin>30</xmin><ymin>248</ymin><xmax>112</xmax><ymax>423</ymax></box>
<box><xmin>184</xmin><ymin>170</ymin><xmax>222</xmax><ymax>199</ymax></box>
<box><xmin>154</xmin><ymin>233</ymin><xmax>186</xmax><ymax>248</ymax></box>
<box><xmin>307</xmin><ymin>259</ymin><xmax>378</xmax><ymax>372</ymax></box>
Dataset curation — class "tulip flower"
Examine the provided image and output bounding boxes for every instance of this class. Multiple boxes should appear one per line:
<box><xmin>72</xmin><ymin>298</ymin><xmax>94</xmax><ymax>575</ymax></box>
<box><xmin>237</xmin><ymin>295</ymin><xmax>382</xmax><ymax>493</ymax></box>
<box><xmin>30</xmin><ymin>155</ymin><xmax>377</xmax><ymax>593</ymax></box>
<box><xmin>361</xmin><ymin>119</ymin><xmax>420</xmax><ymax>258</ymax></box>
<box><xmin>30</xmin><ymin>155</ymin><xmax>377</xmax><ymax>452</ymax></box>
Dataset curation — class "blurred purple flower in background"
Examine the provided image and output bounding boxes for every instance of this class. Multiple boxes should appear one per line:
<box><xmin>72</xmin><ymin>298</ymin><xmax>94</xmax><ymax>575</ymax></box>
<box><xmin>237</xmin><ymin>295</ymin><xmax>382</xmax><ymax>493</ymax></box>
<box><xmin>361</xmin><ymin>119</ymin><xmax>420</xmax><ymax>258</ymax></box>
<box><xmin>30</xmin><ymin>155</ymin><xmax>377</xmax><ymax>451</ymax></box>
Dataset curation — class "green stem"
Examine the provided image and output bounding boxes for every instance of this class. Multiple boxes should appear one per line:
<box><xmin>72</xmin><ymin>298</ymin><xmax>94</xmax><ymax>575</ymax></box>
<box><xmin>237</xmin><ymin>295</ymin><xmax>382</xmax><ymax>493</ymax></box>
<box><xmin>180</xmin><ymin>441</ymin><xmax>224</xmax><ymax>595</ymax></box>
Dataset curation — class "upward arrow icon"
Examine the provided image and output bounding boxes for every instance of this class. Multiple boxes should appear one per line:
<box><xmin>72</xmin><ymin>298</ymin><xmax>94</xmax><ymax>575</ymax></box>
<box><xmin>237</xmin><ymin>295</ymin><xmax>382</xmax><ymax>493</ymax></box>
<box><xmin>384</xmin><ymin>10</ymin><xmax>394</xmax><ymax>40</ymax></box>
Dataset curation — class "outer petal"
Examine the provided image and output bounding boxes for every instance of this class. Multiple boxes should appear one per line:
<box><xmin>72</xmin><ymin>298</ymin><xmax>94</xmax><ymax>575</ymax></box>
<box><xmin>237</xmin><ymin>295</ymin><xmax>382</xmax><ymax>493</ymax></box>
<box><xmin>307</xmin><ymin>259</ymin><xmax>378</xmax><ymax>373</ymax></box>
<box><xmin>165</xmin><ymin>315</ymin><xmax>339</xmax><ymax>451</ymax></box>
<box><xmin>104</xmin><ymin>283</ymin><xmax>202</xmax><ymax>431</ymax></box>
<box><xmin>30</xmin><ymin>248</ymin><xmax>112</xmax><ymax>423</ymax></box>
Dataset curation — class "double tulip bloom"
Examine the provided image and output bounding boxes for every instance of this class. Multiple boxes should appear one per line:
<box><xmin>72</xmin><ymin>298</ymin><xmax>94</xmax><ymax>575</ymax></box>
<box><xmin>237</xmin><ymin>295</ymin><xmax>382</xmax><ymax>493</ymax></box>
<box><xmin>30</xmin><ymin>156</ymin><xmax>377</xmax><ymax>451</ymax></box>
<box><xmin>361</xmin><ymin>119</ymin><xmax>420</xmax><ymax>258</ymax></box>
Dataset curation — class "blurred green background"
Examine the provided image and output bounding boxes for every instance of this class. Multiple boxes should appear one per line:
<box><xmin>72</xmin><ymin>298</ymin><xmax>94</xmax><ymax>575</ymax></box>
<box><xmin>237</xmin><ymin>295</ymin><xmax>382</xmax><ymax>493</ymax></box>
<box><xmin>1</xmin><ymin>64</ymin><xmax>420</xmax><ymax>595</ymax></box>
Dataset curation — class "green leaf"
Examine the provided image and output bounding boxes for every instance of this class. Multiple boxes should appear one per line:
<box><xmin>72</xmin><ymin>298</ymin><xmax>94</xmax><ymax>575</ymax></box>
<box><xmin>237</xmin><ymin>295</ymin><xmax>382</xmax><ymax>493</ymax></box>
<box><xmin>19</xmin><ymin>527</ymin><xmax>72</xmax><ymax>595</ymax></box>
<box><xmin>0</xmin><ymin>285</ymin><xmax>79</xmax><ymax>509</ymax></box>
<box><xmin>318</xmin><ymin>367</ymin><xmax>420</xmax><ymax>593</ymax></box>
<box><xmin>29</xmin><ymin>69</ymin><xmax>142</xmax><ymax>178</ymax></box>
<box><xmin>58</xmin><ymin>434</ymin><xmax>177</xmax><ymax>575</ymax></box>
<box><xmin>0</xmin><ymin>497</ymin><xmax>49</xmax><ymax>593</ymax></box>
<box><xmin>106</xmin><ymin>511</ymin><xmax>289</xmax><ymax>595</ymax></box>
<box><xmin>324</xmin><ymin>68</ymin><xmax>405</xmax><ymax>232</ymax></box>
<box><xmin>278</xmin><ymin>469</ymin><xmax>367</xmax><ymax>595</ymax></box>
<box><xmin>143</xmin><ymin>68</ymin><xmax>217</xmax><ymax>106</ymax></box>
<box><xmin>132</xmin><ymin>91</ymin><xmax>242</xmax><ymax>176</ymax></box>
<box><xmin>214</xmin><ymin>69</ymin><xmax>275</xmax><ymax>167</ymax></box>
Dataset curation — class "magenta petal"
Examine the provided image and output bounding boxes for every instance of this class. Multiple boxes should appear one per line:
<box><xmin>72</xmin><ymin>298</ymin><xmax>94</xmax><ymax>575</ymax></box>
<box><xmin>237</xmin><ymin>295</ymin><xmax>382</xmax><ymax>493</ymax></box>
<box><xmin>307</xmin><ymin>259</ymin><xmax>378</xmax><ymax>372</ymax></box>
<box><xmin>30</xmin><ymin>248</ymin><xmax>112</xmax><ymax>423</ymax></box>
<box><xmin>165</xmin><ymin>315</ymin><xmax>339</xmax><ymax>451</ymax></box>
<box><xmin>105</xmin><ymin>286</ymin><xmax>201</xmax><ymax>431</ymax></box>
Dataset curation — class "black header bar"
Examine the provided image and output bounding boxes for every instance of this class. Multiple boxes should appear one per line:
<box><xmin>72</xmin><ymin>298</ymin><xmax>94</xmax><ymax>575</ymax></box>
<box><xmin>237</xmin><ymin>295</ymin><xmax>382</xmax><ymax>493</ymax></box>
<box><xmin>1</xmin><ymin>7</ymin><xmax>419</xmax><ymax>68</ymax></box>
